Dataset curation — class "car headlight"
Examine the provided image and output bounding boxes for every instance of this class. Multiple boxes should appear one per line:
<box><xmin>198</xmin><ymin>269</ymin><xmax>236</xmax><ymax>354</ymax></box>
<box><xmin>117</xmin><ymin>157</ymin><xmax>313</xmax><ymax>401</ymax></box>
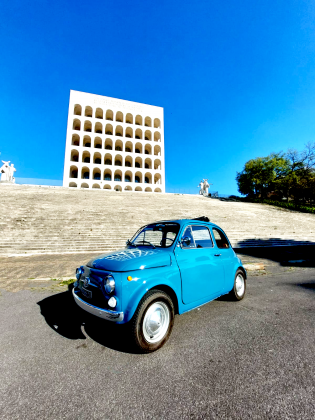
<box><xmin>76</xmin><ymin>267</ymin><xmax>84</xmax><ymax>280</ymax></box>
<box><xmin>104</xmin><ymin>276</ymin><xmax>115</xmax><ymax>294</ymax></box>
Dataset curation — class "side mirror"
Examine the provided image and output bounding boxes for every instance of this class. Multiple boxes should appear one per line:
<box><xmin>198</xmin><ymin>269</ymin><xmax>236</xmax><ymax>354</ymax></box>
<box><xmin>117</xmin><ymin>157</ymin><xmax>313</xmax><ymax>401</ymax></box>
<box><xmin>181</xmin><ymin>236</ymin><xmax>191</xmax><ymax>247</ymax></box>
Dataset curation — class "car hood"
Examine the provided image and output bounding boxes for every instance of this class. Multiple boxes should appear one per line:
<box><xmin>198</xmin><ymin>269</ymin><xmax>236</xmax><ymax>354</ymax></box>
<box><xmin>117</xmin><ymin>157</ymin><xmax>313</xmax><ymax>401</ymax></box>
<box><xmin>87</xmin><ymin>247</ymin><xmax>172</xmax><ymax>272</ymax></box>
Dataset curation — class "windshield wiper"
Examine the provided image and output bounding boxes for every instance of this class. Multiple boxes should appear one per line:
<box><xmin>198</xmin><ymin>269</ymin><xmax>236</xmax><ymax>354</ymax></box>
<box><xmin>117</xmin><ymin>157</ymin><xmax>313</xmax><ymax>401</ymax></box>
<box><xmin>126</xmin><ymin>239</ymin><xmax>138</xmax><ymax>248</ymax></box>
<box><xmin>138</xmin><ymin>240</ymin><xmax>156</xmax><ymax>249</ymax></box>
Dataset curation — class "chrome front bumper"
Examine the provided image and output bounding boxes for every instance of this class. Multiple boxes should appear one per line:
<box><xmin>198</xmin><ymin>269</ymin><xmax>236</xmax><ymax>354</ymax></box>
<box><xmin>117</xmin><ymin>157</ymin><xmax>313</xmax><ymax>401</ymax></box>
<box><xmin>72</xmin><ymin>289</ymin><xmax>124</xmax><ymax>322</ymax></box>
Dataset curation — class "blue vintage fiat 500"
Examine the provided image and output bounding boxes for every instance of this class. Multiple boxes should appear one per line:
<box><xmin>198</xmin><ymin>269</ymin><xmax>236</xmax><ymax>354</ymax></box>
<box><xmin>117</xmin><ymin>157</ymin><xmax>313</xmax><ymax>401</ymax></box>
<box><xmin>73</xmin><ymin>217</ymin><xmax>246</xmax><ymax>352</ymax></box>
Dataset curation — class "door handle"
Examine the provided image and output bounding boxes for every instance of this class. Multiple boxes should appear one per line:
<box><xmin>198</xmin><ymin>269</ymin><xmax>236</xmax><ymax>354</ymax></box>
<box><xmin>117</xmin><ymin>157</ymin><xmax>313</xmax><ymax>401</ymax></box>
<box><xmin>214</xmin><ymin>254</ymin><xmax>221</xmax><ymax>257</ymax></box>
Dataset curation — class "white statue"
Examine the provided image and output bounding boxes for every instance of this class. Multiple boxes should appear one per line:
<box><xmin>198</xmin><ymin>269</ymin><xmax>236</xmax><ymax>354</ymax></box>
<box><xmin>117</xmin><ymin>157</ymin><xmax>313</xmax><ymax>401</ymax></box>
<box><xmin>198</xmin><ymin>180</ymin><xmax>204</xmax><ymax>195</ymax></box>
<box><xmin>198</xmin><ymin>178</ymin><xmax>211</xmax><ymax>196</ymax></box>
<box><xmin>0</xmin><ymin>161</ymin><xmax>16</xmax><ymax>183</ymax></box>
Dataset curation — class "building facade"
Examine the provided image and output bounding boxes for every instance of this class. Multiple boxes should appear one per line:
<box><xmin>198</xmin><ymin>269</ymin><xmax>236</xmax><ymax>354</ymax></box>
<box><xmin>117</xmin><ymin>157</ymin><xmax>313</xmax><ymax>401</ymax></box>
<box><xmin>63</xmin><ymin>90</ymin><xmax>165</xmax><ymax>192</ymax></box>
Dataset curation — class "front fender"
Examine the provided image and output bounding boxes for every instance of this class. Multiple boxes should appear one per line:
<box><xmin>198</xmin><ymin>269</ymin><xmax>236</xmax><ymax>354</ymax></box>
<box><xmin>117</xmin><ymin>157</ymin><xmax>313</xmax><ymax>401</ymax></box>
<box><xmin>121</xmin><ymin>264</ymin><xmax>181</xmax><ymax>323</ymax></box>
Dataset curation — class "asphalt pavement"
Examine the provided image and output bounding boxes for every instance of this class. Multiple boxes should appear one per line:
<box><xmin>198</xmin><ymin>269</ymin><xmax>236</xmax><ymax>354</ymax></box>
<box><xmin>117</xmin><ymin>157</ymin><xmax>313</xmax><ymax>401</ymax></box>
<box><xmin>1</xmin><ymin>263</ymin><xmax>315</xmax><ymax>419</ymax></box>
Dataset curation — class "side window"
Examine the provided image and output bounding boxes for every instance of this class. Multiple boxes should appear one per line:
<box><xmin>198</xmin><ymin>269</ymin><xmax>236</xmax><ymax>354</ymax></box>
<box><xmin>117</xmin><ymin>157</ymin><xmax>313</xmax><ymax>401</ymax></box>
<box><xmin>212</xmin><ymin>228</ymin><xmax>230</xmax><ymax>249</ymax></box>
<box><xmin>192</xmin><ymin>226</ymin><xmax>213</xmax><ymax>248</ymax></box>
<box><xmin>181</xmin><ymin>226</ymin><xmax>195</xmax><ymax>248</ymax></box>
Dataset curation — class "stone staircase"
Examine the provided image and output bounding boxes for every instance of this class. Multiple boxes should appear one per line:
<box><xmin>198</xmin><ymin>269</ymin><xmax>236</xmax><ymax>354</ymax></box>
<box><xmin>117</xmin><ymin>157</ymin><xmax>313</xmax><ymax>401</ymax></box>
<box><xmin>1</xmin><ymin>184</ymin><xmax>315</xmax><ymax>256</ymax></box>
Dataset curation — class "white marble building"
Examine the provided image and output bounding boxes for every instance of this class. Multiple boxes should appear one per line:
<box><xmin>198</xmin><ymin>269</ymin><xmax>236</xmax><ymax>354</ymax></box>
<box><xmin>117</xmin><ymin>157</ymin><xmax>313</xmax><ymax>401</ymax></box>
<box><xmin>63</xmin><ymin>90</ymin><xmax>165</xmax><ymax>193</ymax></box>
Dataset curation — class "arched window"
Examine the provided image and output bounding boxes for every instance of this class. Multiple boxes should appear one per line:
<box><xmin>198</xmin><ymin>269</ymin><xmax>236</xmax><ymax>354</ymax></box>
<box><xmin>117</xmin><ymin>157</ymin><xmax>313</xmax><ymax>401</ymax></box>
<box><xmin>82</xmin><ymin>151</ymin><xmax>90</xmax><ymax>163</ymax></box>
<box><xmin>72</xmin><ymin>134</ymin><xmax>80</xmax><ymax>146</ymax></box>
<box><xmin>81</xmin><ymin>183</ymin><xmax>89</xmax><ymax>189</ymax></box>
<box><xmin>114</xmin><ymin>170</ymin><xmax>122</xmax><ymax>181</ymax></box>
<box><xmin>74</xmin><ymin>104</ymin><xmax>82</xmax><ymax>116</ymax></box>
<box><xmin>154</xmin><ymin>131</ymin><xmax>161</xmax><ymax>142</ymax></box>
<box><xmin>84</xmin><ymin>121</ymin><xmax>92</xmax><ymax>132</ymax></box>
<box><xmin>69</xmin><ymin>182</ymin><xmax>77</xmax><ymax>188</ymax></box>
<box><xmin>135</xmin><ymin>115</ymin><xmax>142</xmax><ymax>125</ymax></box>
<box><xmin>145</xmin><ymin>173</ymin><xmax>152</xmax><ymax>184</ymax></box>
<box><xmin>124</xmin><ymin>186</ymin><xmax>132</xmax><ymax>191</ymax></box>
<box><xmin>95</xmin><ymin>122</ymin><xmax>103</xmax><ymax>134</ymax></box>
<box><xmin>95</xmin><ymin>108</ymin><xmax>103</xmax><ymax>119</ymax></box>
<box><xmin>154</xmin><ymin>188</ymin><xmax>162</xmax><ymax>193</ymax></box>
<box><xmin>135</xmin><ymin>142</ymin><xmax>142</xmax><ymax>154</ymax></box>
<box><xmin>69</xmin><ymin>166</ymin><xmax>78</xmax><ymax>178</ymax></box>
<box><xmin>125</xmin><ymin>170</ymin><xmax>132</xmax><ymax>182</ymax></box>
<box><xmin>135</xmin><ymin>128</ymin><xmax>142</xmax><ymax>139</ymax></box>
<box><xmin>154</xmin><ymin>159</ymin><xmax>161</xmax><ymax>170</ymax></box>
<box><xmin>125</xmin><ymin>113</ymin><xmax>133</xmax><ymax>124</ymax></box>
<box><xmin>114</xmin><ymin>185</ymin><xmax>122</xmax><ymax>191</ymax></box>
<box><xmin>105</xmin><ymin>138</ymin><xmax>112</xmax><ymax>150</ymax></box>
<box><xmin>135</xmin><ymin>157</ymin><xmax>142</xmax><ymax>168</ymax></box>
<box><xmin>145</xmin><ymin>144</ymin><xmax>152</xmax><ymax>155</ymax></box>
<box><xmin>104</xmin><ymin>184</ymin><xmax>111</xmax><ymax>190</ymax></box>
<box><xmin>106</xmin><ymin>109</ymin><xmax>113</xmax><ymax>120</ymax></box>
<box><xmin>145</xmin><ymin>158</ymin><xmax>152</xmax><ymax>169</ymax></box>
<box><xmin>114</xmin><ymin>154</ymin><xmax>122</xmax><ymax>166</ymax></box>
<box><xmin>105</xmin><ymin>124</ymin><xmax>113</xmax><ymax>135</ymax></box>
<box><xmin>81</xmin><ymin>167</ymin><xmax>90</xmax><ymax>179</ymax></box>
<box><xmin>135</xmin><ymin>186</ymin><xmax>142</xmax><ymax>191</ymax></box>
<box><xmin>71</xmin><ymin>150</ymin><xmax>79</xmax><ymax>162</ymax></box>
<box><xmin>93</xmin><ymin>168</ymin><xmax>101</xmax><ymax>180</ymax></box>
<box><xmin>85</xmin><ymin>106</ymin><xmax>93</xmax><ymax>117</ymax></box>
<box><xmin>115</xmin><ymin>125</ymin><xmax>123</xmax><ymax>137</ymax></box>
<box><xmin>94</xmin><ymin>137</ymin><xmax>102</xmax><ymax>149</ymax></box>
<box><xmin>73</xmin><ymin>119</ymin><xmax>81</xmax><ymax>131</ymax></box>
<box><xmin>145</xmin><ymin>187</ymin><xmax>152</xmax><ymax>192</ymax></box>
<box><xmin>154</xmin><ymin>118</ymin><xmax>161</xmax><ymax>128</ymax></box>
<box><xmin>93</xmin><ymin>152</ymin><xmax>102</xmax><ymax>164</ymax></box>
<box><xmin>125</xmin><ymin>127</ymin><xmax>133</xmax><ymax>138</ymax></box>
<box><xmin>115</xmin><ymin>139</ymin><xmax>123</xmax><ymax>151</ymax></box>
<box><xmin>83</xmin><ymin>135</ymin><xmax>91</xmax><ymax>148</ymax></box>
<box><xmin>104</xmin><ymin>169</ymin><xmax>112</xmax><ymax>181</ymax></box>
<box><xmin>145</xmin><ymin>130</ymin><xmax>151</xmax><ymax>141</ymax></box>
<box><xmin>125</xmin><ymin>141</ymin><xmax>133</xmax><ymax>153</ymax></box>
<box><xmin>92</xmin><ymin>183</ymin><xmax>100</xmax><ymax>188</ymax></box>
<box><xmin>154</xmin><ymin>174</ymin><xmax>162</xmax><ymax>184</ymax></box>
<box><xmin>145</xmin><ymin>117</ymin><xmax>152</xmax><ymax>127</ymax></box>
<box><xmin>125</xmin><ymin>155</ymin><xmax>133</xmax><ymax>167</ymax></box>
<box><xmin>104</xmin><ymin>153</ymin><xmax>112</xmax><ymax>165</ymax></box>
<box><xmin>154</xmin><ymin>145</ymin><xmax>161</xmax><ymax>156</ymax></box>
<box><xmin>135</xmin><ymin>171</ymin><xmax>142</xmax><ymax>183</ymax></box>
<box><xmin>116</xmin><ymin>111</ymin><xmax>123</xmax><ymax>122</ymax></box>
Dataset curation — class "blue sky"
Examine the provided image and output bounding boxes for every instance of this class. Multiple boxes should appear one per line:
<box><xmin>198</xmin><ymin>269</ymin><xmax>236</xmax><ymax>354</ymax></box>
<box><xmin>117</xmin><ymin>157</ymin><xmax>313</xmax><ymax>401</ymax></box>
<box><xmin>1</xmin><ymin>0</ymin><xmax>315</xmax><ymax>194</ymax></box>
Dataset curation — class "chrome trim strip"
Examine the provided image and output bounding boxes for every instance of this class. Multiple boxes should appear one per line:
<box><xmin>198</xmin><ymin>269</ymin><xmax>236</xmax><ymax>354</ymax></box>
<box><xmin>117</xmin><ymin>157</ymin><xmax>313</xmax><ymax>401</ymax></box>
<box><xmin>72</xmin><ymin>289</ymin><xmax>124</xmax><ymax>322</ymax></box>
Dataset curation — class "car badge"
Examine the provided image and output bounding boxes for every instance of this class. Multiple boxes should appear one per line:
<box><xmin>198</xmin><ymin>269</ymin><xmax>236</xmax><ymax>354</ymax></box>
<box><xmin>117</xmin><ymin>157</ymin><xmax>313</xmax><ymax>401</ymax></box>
<box><xmin>84</xmin><ymin>277</ymin><xmax>90</xmax><ymax>288</ymax></box>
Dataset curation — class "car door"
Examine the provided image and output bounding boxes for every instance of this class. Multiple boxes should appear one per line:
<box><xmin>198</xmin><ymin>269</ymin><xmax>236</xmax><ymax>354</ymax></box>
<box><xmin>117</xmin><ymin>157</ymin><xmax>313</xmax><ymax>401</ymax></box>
<box><xmin>211</xmin><ymin>227</ymin><xmax>236</xmax><ymax>282</ymax></box>
<box><xmin>175</xmin><ymin>224</ymin><xmax>225</xmax><ymax>305</ymax></box>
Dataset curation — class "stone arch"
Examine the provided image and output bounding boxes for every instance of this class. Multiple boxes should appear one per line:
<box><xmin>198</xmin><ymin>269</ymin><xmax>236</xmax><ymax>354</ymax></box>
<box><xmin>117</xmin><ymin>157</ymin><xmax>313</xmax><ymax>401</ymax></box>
<box><xmin>154</xmin><ymin>145</ymin><xmax>161</xmax><ymax>156</ymax></box>
<box><xmin>125</xmin><ymin>141</ymin><xmax>133</xmax><ymax>153</ymax></box>
<box><xmin>145</xmin><ymin>172</ymin><xmax>152</xmax><ymax>184</ymax></box>
<box><xmin>94</xmin><ymin>137</ymin><xmax>102</xmax><ymax>149</ymax></box>
<box><xmin>95</xmin><ymin>122</ymin><xmax>103</xmax><ymax>134</ymax></box>
<box><xmin>124</xmin><ymin>170</ymin><xmax>133</xmax><ymax>183</ymax></box>
<box><xmin>135</xmin><ymin>186</ymin><xmax>142</xmax><ymax>191</ymax></box>
<box><xmin>154</xmin><ymin>118</ymin><xmax>161</xmax><ymax>129</ymax></box>
<box><xmin>73</xmin><ymin>119</ymin><xmax>81</xmax><ymax>131</ymax></box>
<box><xmin>144</xmin><ymin>130</ymin><xmax>151</xmax><ymax>141</ymax></box>
<box><xmin>115</xmin><ymin>139</ymin><xmax>123</xmax><ymax>151</ymax></box>
<box><xmin>93</xmin><ymin>152</ymin><xmax>102</xmax><ymax>164</ymax></box>
<box><xmin>115</xmin><ymin>125</ymin><xmax>123</xmax><ymax>137</ymax></box>
<box><xmin>83</xmin><ymin>135</ymin><xmax>91</xmax><ymax>148</ymax></box>
<box><xmin>135</xmin><ymin>128</ymin><xmax>142</xmax><ymax>139</ymax></box>
<box><xmin>69</xmin><ymin>165</ymin><xmax>78</xmax><ymax>178</ymax></box>
<box><xmin>104</xmin><ymin>153</ymin><xmax>112</xmax><ymax>165</ymax></box>
<box><xmin>104</xmin><ymin>138</ymin><xmax>113</xmax><ymax>150</ymax></box>
<box><xmin>114</xmin><ymin>185</ymin><xmax>122</xmax><ymax>191</ymax></box>
<box><xmin>125</xmin><ymin>155</ymin><xmax>133</xmax><ymax>167</ymax></box>
<box><xmin>144</xmin><ymin>144</ymin><xmax>152</xmax><ymax>155</ymax></box>
<box><xmin>135</xmin><ymin>115</ymin><xmax>142</xmax><ymax>125</ymax></box>
<box><xmin>125</xmin><ymin>127</ymin><xmax>133</xmax><ymax>138</ymax></box>
<box><xmin>70</xmin><ymin>150</ymin><xmax>79</xmax><ymax>162</ymax></box>
<box><xmin>93</xmin><ymin>167</ymin><xmax>101</xmax><ymax>180</ymax></box>
<box><xmin>114</xmin><ymin>169</ymin><xmax>122</xmax><ymax>182</ymax></box>
<box><xmin>81</xmin><ymin>167</ymin><xmax>90</xmax><ymax>179</ymax></box>
<box><xmin>72</xmin><ymin>134</ymin><xmax>80</xmax><ymax>146</ymax></box>
<box><xmin>145</xmin><ymin>187</ymin><xmax>152</xmax><ymax>192</ymax></box>
<box><xmin>145</xmin><ymin>116</ymin><xmax>152</xmax><ymax>127</ymax></box>
<box><xmin>154</xmin><ymin>159</ymin><xmax>161</xmax><ymax>170</ymax></box>
<box><xmin>74</xmin><ymin>104</ymin><xmax>82</xmax><ymax>116</ymax></box>
<box><xmin>104</xmin><ymin>168</ymin><xmax>112</xmax><ymax>181</ymax></box>
<box><xmin>154</xmin><ymin>174</ymin><xmax>162</xmax><ymax>184</ymax></box>
<box><xmin>125</xmin><ymin>113</ymin><xmax>133</xmax><ymax>124</ymax></box>
<box><xmin>105</xmin><ymin>124</ymin><xmax>113</xmax><ymax>135</ymax></box>
<box><xmin>92</xmin><ymin>183</ymin><xmax>100</xmax><ymax>189</ymax></box>
<box><xmin>81</xmin><ymin>183</ymin><xmax>89</xmax><ymax>188</ymax></box>
<box><xmin>154</xmin><ymin>131</ymin><xmax>161</xmax><ymax>142</ymax></box>
<box><xmin>116</xmin><ymin>111</ymin><xmax>123</xmax><ymax>122</ymax></box>
<box><xmin>82</xmin><ymin>151</ymin><xmax>91</xmax><ymax>163</ymax></box>
<box><xmin>124</xmin><ymin>186</ymin><xmax>132</xmax><ymax>191</ymax></box>
<box><xmin>69</xmin><ymin>182</ymin><xmax>77</xmax><ymax>187</ymax></box>
<box><xmin>135</xmin><ymin>156</ymin><xmax>142</xmax><ymax>168</ymax></box>
<box><xmin>106</xmin><ymin>110</ymin><xmax>113</xmax><ymax>120</ymax></box>
<box><xmin>135</xmin><ymin>142</ymin><xmax>142</xmax><ymax>154</ymax></box>
<box><xmin>154</xmin><ymin>188</ymin><xmax>162</xmax><ymax>193</ymax></box>
<box><xmin>135</xmin><ymin>171</ymin><xmax>142</xmax><ymax>183</ymax></box>
<box><xmin>144</xmin><ymin>158</ymin><xmax>152</xmax><ymax>169</ymax></box>
<box><xmin>114</xmin><ymin>154</ymin><xmax>122</xmax><ymax>166</ymax></box>
<box><xmin>85</xmin><ymin>106</ymin><xmax>93</xmax><ymax>117</ymax></box>
<box><xmin>84</xmin><ymin>120</ymin><xmax>92</xmax><ymax>132</ymax></box>
<box><xmin>103</xmin><ymin>184</ymin><xmax>111</xmax><ymax>190</ymax></box>
<box><xmin>95</xmin><ymin>108</ymin><xmax>103</xmax><ymax>119</ymax></box>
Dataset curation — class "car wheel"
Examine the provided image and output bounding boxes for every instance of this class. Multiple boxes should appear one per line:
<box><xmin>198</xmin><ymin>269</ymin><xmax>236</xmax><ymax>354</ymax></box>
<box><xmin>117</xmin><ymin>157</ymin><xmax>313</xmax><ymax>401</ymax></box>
<box><xmin>229</xmin><ymin>270</ymin><xmax>246</xmax><ymax>301</ymax></box>
<box><xmin>130</xmin><ymin>289</ymin><xmax>175</xmax><ymax>353</ymax></box>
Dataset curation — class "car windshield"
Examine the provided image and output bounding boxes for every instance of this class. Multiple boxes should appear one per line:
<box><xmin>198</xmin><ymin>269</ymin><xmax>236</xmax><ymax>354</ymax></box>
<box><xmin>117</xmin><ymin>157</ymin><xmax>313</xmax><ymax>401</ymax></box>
<box><xmin>129</xmin><ymin>223</ymin><xmax>180</xmax><ymax>248</ymax></box>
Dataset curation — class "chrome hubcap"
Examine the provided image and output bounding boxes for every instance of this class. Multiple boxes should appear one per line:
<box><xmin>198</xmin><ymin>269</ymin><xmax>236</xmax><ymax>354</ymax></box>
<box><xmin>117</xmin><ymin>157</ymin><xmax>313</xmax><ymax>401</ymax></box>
<box><xmin>235</xmin><ymin>274</ymin><xmax>245</xmax><ymax>296</ymax></box>
<box><xmin>143</xmin><ymin>302</ymin><xmax>170</xmax><ymax>343</ymax></box>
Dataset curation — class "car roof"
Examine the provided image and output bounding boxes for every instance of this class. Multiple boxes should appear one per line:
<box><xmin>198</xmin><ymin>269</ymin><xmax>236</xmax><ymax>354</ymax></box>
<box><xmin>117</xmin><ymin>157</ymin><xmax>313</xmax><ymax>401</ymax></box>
<box><xmin>150</xmin><ymin>218</ymin><xmax>220</xmax><ymax>228</ymax></box>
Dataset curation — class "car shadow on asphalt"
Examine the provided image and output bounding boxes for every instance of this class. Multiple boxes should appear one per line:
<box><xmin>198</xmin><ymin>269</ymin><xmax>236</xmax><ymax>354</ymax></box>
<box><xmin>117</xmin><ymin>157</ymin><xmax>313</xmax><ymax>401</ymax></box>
<box><xmin>37</xmin><ymin>286</ymin><xmax>138</xmax><ymax>354</ymax></box>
